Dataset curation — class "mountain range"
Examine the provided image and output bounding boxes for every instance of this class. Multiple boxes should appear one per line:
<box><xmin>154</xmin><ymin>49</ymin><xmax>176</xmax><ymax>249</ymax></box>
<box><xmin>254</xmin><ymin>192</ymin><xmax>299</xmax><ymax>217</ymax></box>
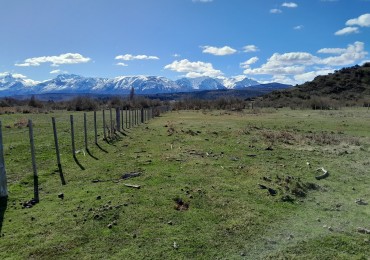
<box><xmin>0</xmin><ymin>73</ymin><xmax>290</xmax><ymax>97</ymax></box>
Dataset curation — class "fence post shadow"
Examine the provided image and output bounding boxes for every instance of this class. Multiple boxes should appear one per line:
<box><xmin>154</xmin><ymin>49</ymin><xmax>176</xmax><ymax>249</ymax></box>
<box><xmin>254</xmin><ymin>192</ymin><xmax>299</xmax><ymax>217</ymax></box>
<box><xmin>73</xmin><ymin>155</ymin><xmax>85</xmax><ymax>170</ymax></box>
<box><xmin>86</xmin><ymin>148</ymin><xmax>99</xmax><ymax>160</ymax></box>
<box><xmin>95</xmin><ymin>143</ymin><xmax>108</xmax><ymax>153</ymax></box>
<box><xmin>0</xmin><ymin>196</ymin><xmax>7</xmax><ymax>235</ymax></box>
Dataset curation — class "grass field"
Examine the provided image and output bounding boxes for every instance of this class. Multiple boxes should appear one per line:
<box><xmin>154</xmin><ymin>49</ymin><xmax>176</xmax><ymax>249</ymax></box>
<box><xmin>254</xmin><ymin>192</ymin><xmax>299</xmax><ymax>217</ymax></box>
<box><xmin>0</xmin><ymin>108</ymin><xmax>370</xmax><ymax>259</ymax></box>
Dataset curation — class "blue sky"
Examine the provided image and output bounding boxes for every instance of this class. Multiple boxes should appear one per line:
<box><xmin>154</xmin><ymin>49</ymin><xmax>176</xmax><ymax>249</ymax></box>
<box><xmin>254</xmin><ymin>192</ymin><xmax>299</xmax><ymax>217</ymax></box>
<box><xmin>0</xmin><ymin>0</ymin><xmax>369</xmax><ymax>85</ymax></box>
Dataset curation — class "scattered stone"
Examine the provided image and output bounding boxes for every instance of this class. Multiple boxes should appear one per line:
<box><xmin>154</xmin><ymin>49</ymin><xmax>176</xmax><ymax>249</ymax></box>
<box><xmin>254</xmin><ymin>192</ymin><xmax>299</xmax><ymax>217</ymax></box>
<box><xmin>357</xmin><ymin>227</ymin><xmax>370</xmax><ymax>234</ymax></box>
<box><xmin>265</xmin><ymin>146</ymin><xmax>274</xmax><ymax>151</ymax></box>
<box><xmin>281</xmin><ymin>195</ymin><xmax>295</xmax><ymax>203</ymax></box>
<box><xmin>107</xmin><ymin>223</ymin><xmax>113</xmax><ymax>229</ymax></box>
<box><xmin>268</xmin><ymin>188</ymin><xmax>277</xmax><ymax>196</ymax></box>
<box><xmin>58</xmin><ymin>193</ymin><xmax>64</xmax><ymax>199</ymax></box>
<box><xmin>173</xmin><ymin>241</ymin><xmax>179</xmax><ymax>249</ymax></box>
<box><xmin>328</xmin><ymin>226</ymin><xmax>333</xmax><ymax>231</ymax></box>
<box><xmin>355</xmin><ymin>199</ymin><xmax>368</xmax><ymax>205</ymax></box>
<box><xmin>31</xmin><ymin>217</ymin><xmax>35</xmax><ymax>221</ymax></box>
<box><xmin>315</xmin><ymin>167</ymin><xmax>329</xmax><ymax>180</ymax></box>
<box><xmin>168</xmin><ymin>221</ymin><xmax>173</xmax><ymax>225</ymax></box>
<box><xmin>96</xmin><ymin>196</ymin><xmax>102</xmax><ymax>200</ymax></box>
<box><xmin>121</xmin><ymin>172</ymin><xmax>141</xmax><ymax>180</ymax></box>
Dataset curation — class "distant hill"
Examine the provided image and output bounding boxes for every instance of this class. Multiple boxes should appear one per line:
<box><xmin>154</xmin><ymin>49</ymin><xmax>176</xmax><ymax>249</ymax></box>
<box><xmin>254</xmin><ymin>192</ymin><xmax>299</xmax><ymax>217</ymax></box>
<box><xmin>258</xmin><ymin>63</ymin><xmax>370</xmax><ymax>108</ymax></box>
<box><xmin>145</xmin><ymin>83</ymin><xmax>292</xmax><ymax>101</ymax></box>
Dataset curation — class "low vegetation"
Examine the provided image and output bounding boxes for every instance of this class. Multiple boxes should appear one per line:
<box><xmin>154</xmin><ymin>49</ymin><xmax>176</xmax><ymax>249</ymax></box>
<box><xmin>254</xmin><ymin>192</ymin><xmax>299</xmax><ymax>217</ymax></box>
<box><xmin>1</xmin><ymin>108</ymin><xmax>370</xmax><ymax>259</ymax></box>
<box><xmin>257</xmin><ymin>63</ymin><xmax>370</xmax><ymax>109</ymax></box>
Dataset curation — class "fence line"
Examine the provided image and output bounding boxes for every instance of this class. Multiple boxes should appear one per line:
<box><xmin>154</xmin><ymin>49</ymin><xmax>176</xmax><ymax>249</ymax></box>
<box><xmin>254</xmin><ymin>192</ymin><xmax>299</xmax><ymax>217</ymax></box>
<box><xmin>0</xmin><ymin>106</ymin><xmax>165</xmax><ymax>202</ymax></box>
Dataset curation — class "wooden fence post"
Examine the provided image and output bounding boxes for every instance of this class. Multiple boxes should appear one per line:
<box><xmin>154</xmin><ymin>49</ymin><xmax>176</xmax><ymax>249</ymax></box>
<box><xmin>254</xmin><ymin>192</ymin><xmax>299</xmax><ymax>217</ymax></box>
<box><xmin>125</xmin><ymin>109</ymin><xmax>128</xmax><ymax>129</ymax></box>
<box><xmin>70</xmin><ymin>115</ymin><xmax>76</xmax><ymax>157</ymax></box>
<box><xmin>0</xmin><ymin>121</ymin><xmax>8</xmax><ymax>198</ymax></box>
<box><xmin>121</xmin><ymin>108</ymin><xmax>124</xmax><ymax>130</ymax></box>
<box><xmin>128</xmin><ymin>108</ymin><xmax>132</xmax><ymax>128</ymax></box>
<box><xmin>94</xmin><ymin>111</ymin><xmax>98</xmax><ymax>144</ymax></box>
<box><xmin>116</xmin><ymin>107</ymin><xmax>120</xmax><ymax>132</ymax></box>
<box><xmin>28</xmin><ymin>119</ymin><xmax>39</xmax><ymax>203</ymax></box>
<box><xmin>52</xmin><ymin>117</ymin><xmax>66</xmax><ymax>185</ymax></box>
<box><xmin>141</xmin><ymin>108</ymin><xmax>144</xmax><ymax>124</ymax></box>
<box><xmin>102</xmin><ymin>110</ymin><xmax>107</xmax><ymax>141</ymax></box>
<box><xmin>84</xmin><ymin>113</ymin><xmax>88</xmax><ymax>151</ymax></box>
<box><xmin>109</xmin><ymin>108</ymin><xmax>113</xmax><ymax>137</ymax></box>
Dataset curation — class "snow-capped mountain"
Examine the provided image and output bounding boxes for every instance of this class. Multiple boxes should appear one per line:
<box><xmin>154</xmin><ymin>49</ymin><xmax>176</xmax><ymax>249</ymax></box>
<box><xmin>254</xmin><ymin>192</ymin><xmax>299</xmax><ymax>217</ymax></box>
<box><xmin>0</xmin><ymin>73</ymin><xmax>286</xmax><ymax>97</ymax></box>
<box><xmin>0</xmin><ymin>73</ymin><xmax>37</xmax><ymax>95</ymax></box>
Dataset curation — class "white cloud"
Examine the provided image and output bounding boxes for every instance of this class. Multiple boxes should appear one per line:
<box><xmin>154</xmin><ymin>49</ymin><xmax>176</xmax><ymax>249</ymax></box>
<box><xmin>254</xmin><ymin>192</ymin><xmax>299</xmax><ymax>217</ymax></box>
<box><xmin>270</xmin><ymin>8</ymin><xmax>282</xmax><ymax>14</ymax></box>
<box><xmin>317</xmin><ymin>47</ymin><xmax>346</xmax><ymax>54</ymax></box>
<box><xmin>282</xmin><ymin>2</ymin><xmax>298</xmax><ymax>8</ymax></box>
<box><xmin>115</xmin><ymin>54</ymin><xmax>159</xmax><ymax>61</ymax></box>
<box><xmin>240</xmin><ymin>57</ymin><xmax>259</xmax><ymax>69</ymax></box>
<box><xmin>335</xmin><ymin>26</ymin><xmax>359</xmax><ymax>35</ymax></box>
<box><xmin>50</xmin><ymin>69</ymin><xmax>68</xmax><ymax>74</ymax></box>
<box><xmin>173</xmin><ymin>53</ymin><xmax>181</xmax><ymax>58</ymax></box>
<box><xmin>15</xmin><ymin>53</ymin><xmax>91</xmax><ymax>67</ymax></box>
<box><xmin>201</xmin><ymin>45</ymin><xmax>237</xmax><ymax>56</ymax></box>
<box><xmin>294</xmin><ymin>25</ymin><xmax>303</xmax><ymax>30</ymax></box>
<box><xmin>346</xmin><ymin>13</ymin><xmax>370</xmax><ymax>27</ymax></box>
<box><xmin>164</xmin><ymin>59</ymin><xmax>223</xmax><ymax>78</ymax></box>
<box><xmin>243</xmin><ymin>41</ymin><xmax>367</xmax><ymax>84</ymax></box>
<box><xmin>294</xmin><ymin>68</ymin><xmax>334</xmax><ymax>83</ymax></box>
<box><xmin>320</xmin><ymin>41</ymin><xmax>367</xmax><ymax>66</ymax></box>
<box><xmin>243</xmin><ymin>45</ymin><xmax>259</xmax><ymax>52</ymax></box>
<box><xmin>116</xmin><ymin>62</ymin><xmax>128</xmax><ymax>67</ymax></box>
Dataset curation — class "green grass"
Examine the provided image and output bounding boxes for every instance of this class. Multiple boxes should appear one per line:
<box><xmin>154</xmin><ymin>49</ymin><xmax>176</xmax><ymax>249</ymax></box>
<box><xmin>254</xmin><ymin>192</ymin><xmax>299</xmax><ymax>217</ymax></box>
<box><xmin>1</xmin><ymin>108</ymin><xmax>370</xmax><ymax>259</ymax></box>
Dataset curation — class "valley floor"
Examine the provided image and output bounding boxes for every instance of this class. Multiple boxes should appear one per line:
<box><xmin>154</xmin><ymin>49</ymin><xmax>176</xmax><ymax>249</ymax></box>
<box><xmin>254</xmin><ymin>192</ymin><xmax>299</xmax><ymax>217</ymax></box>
<box><xmin>0</xmin><ymin>108</ymin><xmax>370</xmax><ymax>259</ymax></box>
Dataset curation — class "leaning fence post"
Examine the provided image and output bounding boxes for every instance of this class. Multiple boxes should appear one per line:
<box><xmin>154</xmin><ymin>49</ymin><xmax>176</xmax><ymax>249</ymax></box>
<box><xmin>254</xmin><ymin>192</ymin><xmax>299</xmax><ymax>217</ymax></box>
<box><xmin>28</xmin><ymin>119</ymin><xmax>39</xmax><ymax>203</ymax></box>
<box><xmin>70</xmin><ymin>115</ymin><xmax>76</xmax><ymax>157</ymax></box>
<box><xmin>0</xmin><ymin>121</ymin><xmax>8</xmax><ymax>198</ymax></box>
<box><xmin>52</xmin><ymin>117</ymin><xmax>66</xmax><ymax>185</ymax></box>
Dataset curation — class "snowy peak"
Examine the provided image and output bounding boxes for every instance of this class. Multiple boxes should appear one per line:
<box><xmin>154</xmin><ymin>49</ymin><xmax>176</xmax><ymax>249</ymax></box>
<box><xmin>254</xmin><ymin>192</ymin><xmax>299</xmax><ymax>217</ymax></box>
<box><xmin>0</xmin><ymin>73</ymin><xmax>269</xmax><ymax>96</ymax></box>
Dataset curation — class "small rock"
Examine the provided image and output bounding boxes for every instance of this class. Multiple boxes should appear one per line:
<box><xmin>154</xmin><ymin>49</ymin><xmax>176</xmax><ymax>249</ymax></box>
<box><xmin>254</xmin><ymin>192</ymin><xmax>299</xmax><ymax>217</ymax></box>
<box><xmin>58</xmin><ymin>193</ymin><xmax>64</xmax><ymax>199</ymax></box>
<box><xmin>328</xmin><ymin>226</ymin><xmax>333</xmax><ymax>231</ymax></box>
<box><xmin>107</xmin><ymin>224</ymin><xmax>113</xmax><ymax>229</ymax></box>
<box><xmin>173</xmin><ymin>241</ymin><xmax>179</xmax><ymax>249</ymax></box>
<box><xmin>355</xmin><ymin>199</ymin><xmax>368</xmax><ymax>205</ymax></box>
<box><xmin>240</xmin><ymin>252</ymin><xmax>246</xmax><ymax>256</ymax></box>
<box><xmin>96</xmin><ymin>196</ymin><xmax>102</xmax><ymax>200</ymax></box>
<box><xmin>167</xmin><ymin>221</ymin><xmax>173</xmax><ymax>225</ymax></box>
